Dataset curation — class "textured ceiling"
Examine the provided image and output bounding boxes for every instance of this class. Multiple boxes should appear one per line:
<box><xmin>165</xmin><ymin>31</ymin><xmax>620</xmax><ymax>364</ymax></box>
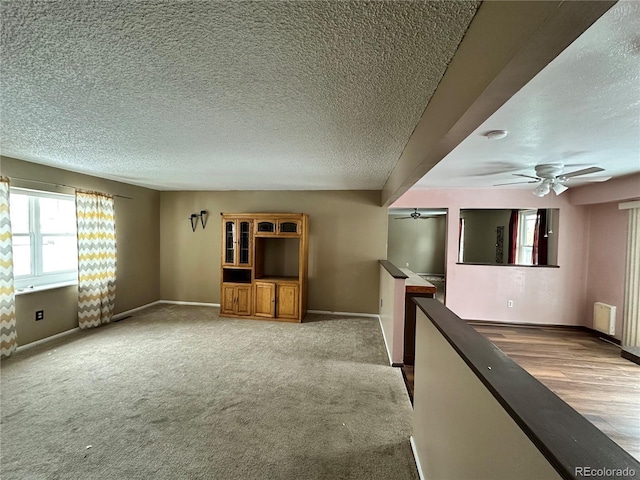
<box><xmin>413</xmin><ymin>0</ymin><xmax>640</xmax><ymax>191</ymax></box>
<box><xmin>1</xmin><ymin>1</ymin><xmax>480</xmax><ymax>191</ymax></box>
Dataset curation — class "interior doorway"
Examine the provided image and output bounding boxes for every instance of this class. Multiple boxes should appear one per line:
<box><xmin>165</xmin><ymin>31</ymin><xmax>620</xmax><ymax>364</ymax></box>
<box><xmin>387</xmin><ymin>207</ymin><xmax>447</xmax><ymax>303</ymax></box>
<box><xmin>387</xmin><ymin>207</ymin><xmax>448</xmax><ymax>404</ymax></box>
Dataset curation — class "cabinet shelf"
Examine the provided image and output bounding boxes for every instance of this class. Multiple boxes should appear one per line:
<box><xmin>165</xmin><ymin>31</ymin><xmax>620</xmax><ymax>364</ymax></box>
<box><xmin>255</xmin><ymin>275</ymin><xmax>299</xmax><ymax>282</ymax></box>
<box><xmin>223</xmin><ymin>268</ymin><xmax>252</xmax><ymax>284</ymax></box>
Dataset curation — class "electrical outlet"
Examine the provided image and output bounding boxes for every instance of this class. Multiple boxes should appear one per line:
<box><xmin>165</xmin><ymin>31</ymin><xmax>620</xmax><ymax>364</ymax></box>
<box><xmin>35</xmin><ymin>310</ymin><xmax>44</xmax><ymax>321</ymax></box>
<box><xmin>507</xmin><ymin>300</ymin><xmax>513</xmax><ymax>308</ymax></box>
<box><xmin>405</xmin><ymin>262</ymin><xmax>409</xmax><ymax>267</ymax></box>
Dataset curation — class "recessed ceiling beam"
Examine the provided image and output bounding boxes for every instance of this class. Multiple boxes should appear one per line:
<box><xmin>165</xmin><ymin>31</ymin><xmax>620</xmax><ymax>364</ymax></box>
<box><xmin>381</xmin><ymin>0</ymin><xmax>616</xmax><ymax>206</ymax></box>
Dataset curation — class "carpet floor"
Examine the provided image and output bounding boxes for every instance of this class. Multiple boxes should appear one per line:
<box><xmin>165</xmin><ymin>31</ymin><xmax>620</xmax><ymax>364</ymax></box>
<box><xmin>1</xmin><ymin>304</ymin><xmax>418</xmax><ymax>480</ymax></box>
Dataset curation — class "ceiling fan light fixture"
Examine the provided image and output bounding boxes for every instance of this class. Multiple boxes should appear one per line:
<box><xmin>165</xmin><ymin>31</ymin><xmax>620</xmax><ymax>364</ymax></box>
<box><xmin>533</xmin><ymin>181</ymin><xmax>551</xmax><ymax>197</ymax></box>
<box><xmin>552</xmin><ymin>183</ymin><xmax>568</xmax><ymax>195</ymax></box>
<box><xmin>485</xmin><ymin>130</ymin><xmax>508</xmax><ymax>140</ymax></box>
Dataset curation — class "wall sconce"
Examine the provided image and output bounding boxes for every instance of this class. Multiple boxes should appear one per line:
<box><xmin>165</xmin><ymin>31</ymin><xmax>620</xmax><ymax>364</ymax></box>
<box><xmin>189</xmin><ymin>210</ymin><xmax>209</xmax><ymax>232</ymax></box>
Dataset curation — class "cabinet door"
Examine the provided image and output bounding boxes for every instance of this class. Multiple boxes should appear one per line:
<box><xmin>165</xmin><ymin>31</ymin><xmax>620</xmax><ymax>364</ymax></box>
<box><xmin>235</xmin><ymin>285</ymin><xmax>252</xmax><ymax>316</ymax></box>
<box><xmin>223</xmin><ymin>220</ymin><xmax>237</xmax><ymax>265</ymax></box>
<box><xmin>221</xmin><ymin>285</ymin><xmax>236</xmax><ymax>315</ymax></box>
<box><xmin>256</xmin><ymin>220</ymin><xmax>277</xmax><ymax>235</ymax></box>
<box><xmin>237</xmin><ymin>220</ymin><xmax>252</xmax><ymax>266</ymax></box>
<box><xmin>277</xmin><ymin>283</ymin><xmax>299</xmax><ymax>319</ymax></box>
<box><xmin>278</xmin><ymin>220</ymin><xmax>301</xmax><ymax>236</ymax></box>
<box><xmin>254</xmin><ymin>282</ymin><xmax>276</xmax><ymax>318</ymax></box>
<box><xmin>222</xmin><ymin>219</ymin><xmax>253</xmax><ymax>266</ymax></box>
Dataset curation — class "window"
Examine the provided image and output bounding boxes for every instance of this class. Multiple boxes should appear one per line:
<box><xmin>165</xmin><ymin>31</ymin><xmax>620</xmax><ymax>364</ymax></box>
<box><xmin>10</xmin><ymin>188</ymin><xmax>78</xmax><ymax>289</ymax></box>
<box><xmin>516</xmin><ymin>210</ymin><xmax>537</xmax><ymax>265</ymax></box>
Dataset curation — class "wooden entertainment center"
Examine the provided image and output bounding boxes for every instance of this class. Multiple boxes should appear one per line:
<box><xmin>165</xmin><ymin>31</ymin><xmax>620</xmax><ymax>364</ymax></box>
<box><xmin>220</xmin><ymin>213</ymin><xmax>309</xmax><ymax>322</ymax></box>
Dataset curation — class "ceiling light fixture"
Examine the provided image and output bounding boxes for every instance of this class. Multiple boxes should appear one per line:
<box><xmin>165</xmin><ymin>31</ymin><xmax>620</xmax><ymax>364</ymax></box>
<box><xmin>533</xmin><ymin>180</ymin><xmax>551</xmax><ymax>197</ymax></box>
<box><xmin>551</xmin><ymin>183</ymin><xmax>568</xmax><ymax>195</ymax></box>
<box><xmin>485</xmin><ymin>130</ymin><xmax>508</xmax><ymax>140</ymax></box>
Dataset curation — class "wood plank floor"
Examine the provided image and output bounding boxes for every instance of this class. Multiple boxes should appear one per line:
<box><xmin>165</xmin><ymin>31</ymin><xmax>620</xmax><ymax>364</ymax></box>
<box><xmin>472</xmin><ymin>324</ymin><xmax>640</xmax><ymax>461</ymax></box>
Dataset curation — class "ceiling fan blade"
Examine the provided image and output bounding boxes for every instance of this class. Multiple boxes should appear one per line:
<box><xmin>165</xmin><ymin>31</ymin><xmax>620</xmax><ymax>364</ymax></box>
<box><xmin>513</xmin><ymin>173</ymin><xmax>542</xmax><ymax>181</ymax></box>
<box><xmin>563</xmin><ymin>175</ymin><xmax>612</xmax><ymax>183</ymax></box>
<box><xmin>394</xmin><ymin>216</ymin><xmax>414</xmax><ymax>220</ymax></box>
<box><xmin>493</xmin><ymin>180</ymin><xmax>540</xmax><ymax>186</ymax></box>
<box><xmin>559</xmin><ymin>166</ymin><xmax>604</xmax><ymax>179</ymax></box>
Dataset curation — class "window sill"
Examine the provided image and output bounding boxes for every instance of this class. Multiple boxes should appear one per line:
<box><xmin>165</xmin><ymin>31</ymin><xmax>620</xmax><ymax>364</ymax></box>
<box><xmin>456</xmin><ymin>262</ymin><xmax>560</xmax><ymax>268</ymax></box>
<box><xmin>15</xmin><ymin>281</ymin><xmax>78</xmax><ymax>296</ymax></box>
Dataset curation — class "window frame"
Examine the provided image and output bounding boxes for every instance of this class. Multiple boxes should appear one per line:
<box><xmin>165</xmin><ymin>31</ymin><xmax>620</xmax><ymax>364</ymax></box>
<box><xmin>458</xmin><ymin>218</ymin><xmax>465</xmax><ymax>263</ymax></box>
<box><xmin>10</xmin><ymin>187</ymin><xmax>78</xmax><ymax>290</ymax></box>
<box><xmin>516</xmin><ymin>209</ymin><xmax>537</xmax><ymax>266</ymax></box>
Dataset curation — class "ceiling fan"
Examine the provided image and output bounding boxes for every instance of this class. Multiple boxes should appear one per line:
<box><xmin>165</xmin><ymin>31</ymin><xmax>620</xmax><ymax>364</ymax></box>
<box><xmin>495</xmin><ymin>164</ymin><xmax>608</xmax><ymax>197</ymax></box>
<box><xmin>394</xmin><ymin>208</ymin><xmax>436</xmax><ymax>220</ymax></box>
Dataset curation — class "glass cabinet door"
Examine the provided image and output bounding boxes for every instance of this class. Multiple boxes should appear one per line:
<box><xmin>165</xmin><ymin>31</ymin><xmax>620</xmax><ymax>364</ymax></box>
<box><xmin>225</xmin><ymin>221</ymin><xmax>235</xmax><ymax>264</ymax></box>
<box><xmin>279</xmin><ymin>221</ymin><xmax>299</xmax><ymax>234</ymax></box>
<box><xmin>223</xmin><ymin>218</ymin><xmax>252</xmax><ymax>266</ymax></box>
<box><xmin>239</xmin><ymin>221</ymin><xmax>251</xmax><ymax>265</ymax></box>
<box><xmin>257</xmin><ymin>221</ymin><xmax>276</xmax><ymax>233</ymax></box>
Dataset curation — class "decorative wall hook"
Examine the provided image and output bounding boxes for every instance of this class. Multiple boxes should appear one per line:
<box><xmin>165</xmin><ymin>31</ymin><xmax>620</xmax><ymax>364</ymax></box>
<box><xmin>189</xmin><ymin>210</ymin><xmax>209</xmax><ymax>231</ymax></box>
<box><xmin>189</xmin><ymin>213</ymin><xmax>199</xmax><ymax>232</ymax></box>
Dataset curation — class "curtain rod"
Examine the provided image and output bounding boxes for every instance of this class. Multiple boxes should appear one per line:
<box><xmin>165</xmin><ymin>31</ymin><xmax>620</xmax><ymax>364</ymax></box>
<box><xmin>8</xmin><ymin>177</ymin><xmax>133</xmax><ymax>199</ymax></box>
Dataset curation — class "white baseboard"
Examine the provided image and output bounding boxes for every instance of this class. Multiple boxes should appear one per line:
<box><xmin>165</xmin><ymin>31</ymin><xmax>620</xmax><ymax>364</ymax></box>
<box><xmin>158</xmin><ymin>300</ymin><xmax>220</xmax><ymax>308</ymax></box>
<box><xmin>112</xmin><ymin>300</ymin><xmax>163</xmax><ymax>320</ymax></box>
<box><xmin>16</xmin><ymin>327</ymin><xmax>80</xmax><ymax>352</ymax></box>
<box><xmin>307</xmin><ymin>309</ymin><xmax>379</xmax><ymax>318</ymax></box>
<box><xmin>410</xmin><ymin>436</ymin><xmax>425</xmax><ymax>480</ymax></box>
<box><xmin>14</xmin><ymin>300</ymin><xmax>216</xmax><ymax>352</ymax></box>
<box><xmin>377</xmin><ymin>316</ymin><xmax>393</xmax><ymax>366</ymax></box>
<box><xmin>14</xmin><ymin>303</ymin><xmax>386</xmax><ymax>355</ymax></box>
<box><xmin>125</xmin><ymin>303</ymin><xmax>375</xmax><ymax>316</ymax></box>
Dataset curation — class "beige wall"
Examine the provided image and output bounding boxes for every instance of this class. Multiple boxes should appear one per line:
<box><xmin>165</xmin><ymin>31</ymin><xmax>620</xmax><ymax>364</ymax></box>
<box><xmin>14</xmin><ymin>286</ymin><xmax>78</xmax><ymax>346</ymax></box>
<box><xmin>378</xmin><ymin>264</ymin><xmax>404</xmax><ymax>365</ymax></box>
<box><xmin>2</xmin><ymin>156</ymin><xmax>161</xmax><ymax>345</ymax></box>
<box><xmin>160</xmin><ymin>190</ymin><xmax>388</xmax><ymax>314</ymax></box>
<box><xmin>387</xmin><ymin>214</ymin><xmax>446</xmax><ymax>274</ymax></box>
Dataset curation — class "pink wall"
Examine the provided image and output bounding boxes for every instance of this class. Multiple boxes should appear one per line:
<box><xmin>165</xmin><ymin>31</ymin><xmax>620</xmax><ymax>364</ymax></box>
<box><xmin>393</xmin><ymin>188</ymin><xmax>590</xmax><ymax>326</ymax></box>
<box><xmin>585</xmin><ymin>202</ymin><xmax>628</xmax><ymax>339</ymax></box>
<box><xmin>570</xmin><ymin>173</ymin><xmax>640</xmax><ymax>205</ymax></box>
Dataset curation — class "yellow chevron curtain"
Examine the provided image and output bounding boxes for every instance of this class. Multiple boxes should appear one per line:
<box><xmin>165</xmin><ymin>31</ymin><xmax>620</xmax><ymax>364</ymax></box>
<box><xmin>76</xmin><ymin>190</ymin><xmax>117</xmax><ymax>329</ymax></box>
<box><xmin>1</xmin><ymin>177</ymin><xmax>18</xmax><ymax>358</ymax></box>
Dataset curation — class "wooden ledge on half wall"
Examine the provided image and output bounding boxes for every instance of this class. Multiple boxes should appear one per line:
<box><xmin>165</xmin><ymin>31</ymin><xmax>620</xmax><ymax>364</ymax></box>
<box><xmin>622</xmin><ymin>346</ymin><xmax>640</xmax><ymax>366</ymax></box>
<box><xmin>456</xmin><ymin>261</ymin><xmax>560</xmax><ymax>268</ymax></box>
